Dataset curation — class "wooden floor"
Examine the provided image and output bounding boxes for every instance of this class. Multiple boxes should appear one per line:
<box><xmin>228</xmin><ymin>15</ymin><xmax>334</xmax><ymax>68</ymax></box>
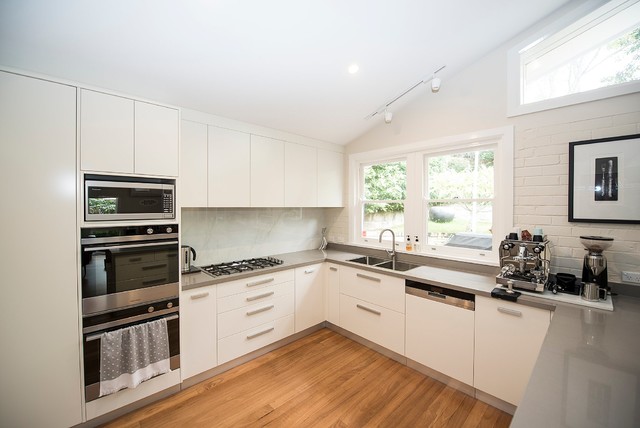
<box><xmin>103</xmin><ymin>329</ymin><xmax>512</xmax><ymax>428</ymax></box>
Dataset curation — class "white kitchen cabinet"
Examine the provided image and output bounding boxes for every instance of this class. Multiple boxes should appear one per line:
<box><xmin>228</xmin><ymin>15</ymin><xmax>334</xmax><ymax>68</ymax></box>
<box><xmin>317</xmin><ymin>149</ymin><xmax>344</xmax><ymax>207</ymax></box>
<box><xmin>285</xmin><ymin>142</ymin><xmax>317</xmax><ymax>207</ymax></box>
<box><xmin>180</xmin><ymin>285</ymin><xmax>217</xmax><ymax>380</ymax></box>
<box><xmin>339</xmin><ymin>266</ymin><xmax>405</xmax><ymax>313</ymax></box>
<box><xmin>1</xmin><ymin>71</ymin><xmax>82</xmax><ymax>427</ymax></box>
<box><xmin>339</xmin><ymin>294</ymin><xmax>405</xmax><ymax>355</ymax></box>
<box><xmin>326</xmin><ymin>263</ymin><xmax>340</xmax><ymax>325</ymax></box>
<box><xmin>79</xmin><ymin>88</ymin><xmax>179</xmax><ymax>176</ymax></box>
<box><xmin>405</xmin><ymin>293</ymin><xmax>474</xmax><ymax>386</ymax></box>
<box><xmin>80</xmin><ymin>89</ymin><xmax>134</xmax><ymax>174</ymax></box>
<box><xmin>250</xmin><ymin>135</ymin><xmax>285</xmax><ymax>207</ymax></box>
<box><xmin>180</xmin><ymin>120</ymin><xmax>208</xmax><ymax>207</ymax></box>
<box><xmin>209</xmin><ymin>126</ymin><xmax>250</xmax><ymax>207</ymax></box>
<box><xmin>217</xmin><ymin>269</ymin><xmax>295</xmax><ymax>364</ymax></box>
<box><xmin>134</xmin><ymin>100</ymin><xmax>179</xmax><ymax>176</ymax></box>
<box><xmin>474</xmin><ymin>296</ymin><xmax>551</xmax><ymax>406</ymax></box>
<box><xmin>294</xmin><ymin>263</ymin><xmax>325</xmax><ymax>332</ymax></box>
<box><xmin>339</xmin><ymin>266</ymin><xmax>405</xmax><ymax>354</ymax></box>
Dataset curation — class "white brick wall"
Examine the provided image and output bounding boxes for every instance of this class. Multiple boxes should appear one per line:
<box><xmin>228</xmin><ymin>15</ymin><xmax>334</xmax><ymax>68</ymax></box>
<box><xmin>515</xmin><ymin>113</ymin><xmax>640</xmax><ymax>283</ymax></box>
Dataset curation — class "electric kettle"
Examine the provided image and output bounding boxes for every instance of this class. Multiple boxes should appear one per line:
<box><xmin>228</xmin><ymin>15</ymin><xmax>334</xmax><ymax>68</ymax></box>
<box><xmin>181</xmin><ymin>245</ymin><xmax>197</xmax><ymax>273</ymax></box>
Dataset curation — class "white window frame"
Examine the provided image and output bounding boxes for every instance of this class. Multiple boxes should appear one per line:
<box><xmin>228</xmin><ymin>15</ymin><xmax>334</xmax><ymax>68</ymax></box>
<box><xmin>507</xmin><ymin>0</ymin><xmax>640</xmax><ymax>117</ymax></box>
<box><xmin>349</xmin><ymin>126</ymin><xmax>514</xmax><ymax>266</ymax></box>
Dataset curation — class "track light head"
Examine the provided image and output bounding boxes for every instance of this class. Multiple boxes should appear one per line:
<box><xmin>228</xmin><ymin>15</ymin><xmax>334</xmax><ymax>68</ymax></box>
<box><xmin>431</xmin><ymin>76</ymin><xmax>441</xmax><ymax>93</ymax></box>
<box><xmin>384</xmin><ymin>109</ymin><xmax>393</xmax><ymax>124</ymax></box>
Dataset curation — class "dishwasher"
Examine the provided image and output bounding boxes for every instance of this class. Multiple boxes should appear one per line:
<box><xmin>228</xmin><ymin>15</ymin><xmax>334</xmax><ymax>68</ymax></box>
<box><xmin>405</xmin><ymin>279</ymin><xmax>475</xmax><ymax>387</ymax></box>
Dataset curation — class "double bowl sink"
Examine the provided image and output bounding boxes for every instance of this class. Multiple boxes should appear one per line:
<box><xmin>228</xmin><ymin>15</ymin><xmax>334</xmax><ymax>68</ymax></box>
<box><xmin>347</xmin><ymin>255</ymin><xmax>419</xmax><ymax>272</ymax></box>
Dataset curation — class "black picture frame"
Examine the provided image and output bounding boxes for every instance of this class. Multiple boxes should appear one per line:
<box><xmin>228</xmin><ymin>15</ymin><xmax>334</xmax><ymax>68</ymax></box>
<box><xmin>568</xmin><ymin>133</ymin><xmax>640</xmax><ymax>224</ymax></box>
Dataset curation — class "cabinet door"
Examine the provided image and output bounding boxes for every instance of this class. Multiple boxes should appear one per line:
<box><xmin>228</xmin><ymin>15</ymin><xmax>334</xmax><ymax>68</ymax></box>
<box><xmin>209</xmin><ymin>126</ymin><xmax>250</xmax><ymax>207</ymax></box>
<box><xmin>80</xmin><ymin>89</ymin><xmax>134</xmax><ymax>173</ymax></box>
<box><xmin>180</xmin><ymin>120</ymin><xmax>208</xmax><ymax>207</ymax></box>
<box><xmin>285</xmin><ymin>142</ymin><xmax>317</xmax><ymax>207</ymax></box>
<box><xmin>326</xmin><ymin>263</ymin><xmax>340</xmax><ymax>325</ymax></box>
<box><xmin>181</xmin><ymin>286</ymin><xmax>217</xmax><ymax>379</ymax></box>
<box><xmin>134</xmin><ymin>101</ymin><xmax>179</xmax><ymax>176</ymax></box>
<box><xmin>294</xmin><ymin>264</ymin><xmax>325</xmax><ymax>332</ymax></box>
<box><xmin>474</xmin><ymin>296</ymin><xmax>550</xmax><ymax>405</ymax></box>
<box><xmin>1</xmin><ymin>71</ymin><xmax>82</xmax><ymax>427</ymax></box>
<box><xmin>251</xmin><ymin>135</ymin><xmax>284</xmax><ymax>206</ymax></box>
<box><xmin>405</xmin><ymin>294</ymin><xmax>474</xmax><ymax>386</ymax></box>
<box><xmin>317</xmin><ymin>149</ymin><xmax>344</xmax><ymax>207</ymax></box>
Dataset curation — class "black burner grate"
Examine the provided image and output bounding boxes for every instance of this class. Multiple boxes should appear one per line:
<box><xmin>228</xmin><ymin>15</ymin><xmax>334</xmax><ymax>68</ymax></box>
<box><xmin>201</xmin><ymin>257</ymin><xmax>284</xmax><ymax>277</ymax></box>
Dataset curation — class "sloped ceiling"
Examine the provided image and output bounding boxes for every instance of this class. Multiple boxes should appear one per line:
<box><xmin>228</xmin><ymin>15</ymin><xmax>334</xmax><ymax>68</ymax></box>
<box><xmin>0</xmin><ymin>0</ymin><xmax>572</xmax><ymax>144</ymax></box>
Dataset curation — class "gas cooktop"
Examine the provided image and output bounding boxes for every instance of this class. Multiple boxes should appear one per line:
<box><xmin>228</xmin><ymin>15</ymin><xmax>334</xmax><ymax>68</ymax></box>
<box><xmin>201</xmin><ymin>257</ymin><xmax>284</xmax><ymax>277</ymax></box>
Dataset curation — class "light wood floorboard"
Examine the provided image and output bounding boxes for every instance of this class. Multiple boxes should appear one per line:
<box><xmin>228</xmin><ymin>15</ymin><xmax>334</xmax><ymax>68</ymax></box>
<box><xmin>101</xmin><ymin>328</ymin><xmax>512</xmax><ymax>428</ymax></box>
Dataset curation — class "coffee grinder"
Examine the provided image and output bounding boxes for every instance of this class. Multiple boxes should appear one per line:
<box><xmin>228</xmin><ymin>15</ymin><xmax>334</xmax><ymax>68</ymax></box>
<box><xmin>580</xmin><ymin>236</ymin><xmax>613</xmax><ymax>290</ymax></box>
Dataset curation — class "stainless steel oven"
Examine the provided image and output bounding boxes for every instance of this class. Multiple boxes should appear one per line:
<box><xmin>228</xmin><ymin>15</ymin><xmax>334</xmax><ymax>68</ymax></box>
<box><xmin>82</xmin><ymin>298</ymin><xmax>180</xmax><ymax>402</ymax></box>
<box><xmin>81</xmin><ymin>224</ymin><xmax>179</xmax><ymax>315</ymax></box>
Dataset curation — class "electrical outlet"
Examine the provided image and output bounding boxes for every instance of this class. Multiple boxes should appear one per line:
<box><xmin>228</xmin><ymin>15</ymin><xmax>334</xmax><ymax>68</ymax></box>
<box><xmin>621</xmin><ymin>271</ymin><xmax>640</xmax><ymax>284</ymax></box>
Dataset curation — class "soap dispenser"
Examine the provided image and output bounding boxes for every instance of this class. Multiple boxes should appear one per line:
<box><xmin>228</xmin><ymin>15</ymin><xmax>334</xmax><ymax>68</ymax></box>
<box><xmin>405</xmin><ymin>235</ymin><xmax>413</xmax><ymax>251</ymax></box>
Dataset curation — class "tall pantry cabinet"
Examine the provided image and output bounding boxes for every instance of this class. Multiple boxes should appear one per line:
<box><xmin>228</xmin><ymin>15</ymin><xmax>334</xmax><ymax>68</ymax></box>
<box><xmin>0</xmin><ymin>71</ymin><xmax>82</xmax><ymax>427</ymax></box>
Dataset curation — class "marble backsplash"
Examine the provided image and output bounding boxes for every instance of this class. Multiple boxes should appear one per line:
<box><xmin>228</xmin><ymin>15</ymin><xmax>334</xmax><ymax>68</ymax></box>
<box><xmin>181</xmin><ymin>207</ymin><xmax>343</xmax><ymax>265</ymax></box>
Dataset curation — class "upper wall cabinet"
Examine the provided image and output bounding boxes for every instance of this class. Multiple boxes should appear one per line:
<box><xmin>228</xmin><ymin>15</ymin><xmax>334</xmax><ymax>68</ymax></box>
<box><xmin>285</xmin><ymin>142</ymin><xmax>317</xmax><ymax>207</ymax></box>
<box><xmin>180</xmin><ymin>120</ymin><xmax>208</xmax><ymax>207</ymax></box>
<box><xmin>317</xmin><ymin>149</ymin><xmax>343</xmax><ymax>207</ymax></box>
<box><xmin>80</xmin><ymin>89</ymin><xmax>179</xmax><ymax>177</ymax></box>
<box><xmin>209</xmin><ymin>126</ymin><xmax>251</xmax><ymax>207</ymax></box>
<box><xmin>251</xmin><ymin>135</ymin><xmax>284</xmax><ymax>207</ymax></box>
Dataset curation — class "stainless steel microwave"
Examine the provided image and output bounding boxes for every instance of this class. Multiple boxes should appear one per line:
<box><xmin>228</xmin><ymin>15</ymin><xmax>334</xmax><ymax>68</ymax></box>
<box><xmin>84</xmin><ymin>175</ymin><xmax>175</xmax><ymax>221</ymax></box>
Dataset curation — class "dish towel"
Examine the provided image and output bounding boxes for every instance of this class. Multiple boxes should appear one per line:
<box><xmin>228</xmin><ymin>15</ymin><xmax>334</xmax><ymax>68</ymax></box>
<box><xmin>99</xmin><ymin>318</ymin><xmax>170</xmax><ymax>398</ymax></box>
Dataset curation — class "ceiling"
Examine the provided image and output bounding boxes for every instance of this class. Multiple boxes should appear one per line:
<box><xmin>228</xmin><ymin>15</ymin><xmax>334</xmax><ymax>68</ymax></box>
<box><xmin>0</xmin><ymin>0</ymin><xmax>572</xmax><ymax>145</ymax></box>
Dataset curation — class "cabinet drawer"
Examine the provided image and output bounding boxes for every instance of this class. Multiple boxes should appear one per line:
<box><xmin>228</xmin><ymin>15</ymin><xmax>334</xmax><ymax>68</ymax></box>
<box><xmin>339</xmin><ymin>266</ymin><xmax>405</xmax><ymax>313</ymax></box>
<box><xmin>216</xmin><ymin>270</ymin><xmax>294</xmax><ymax>298</ymax></box>
<box><xmin>218</xmin><ymin>314</ymin><xmax>295</xmax><ymax>365</ymax></box>
<box><xmin>339</xmin><ymin>294</ymin><xmax>405</xmax><ymax>355</ymax></box>
<box><xmin>218</xmin><ymin>292</ymin><xmax>294</xmax><ymax>339</ymax></box>
<box><xmin>218</xmin><ymin>281</ymin><xmax>293</xmax><ymax>313</ymax></box>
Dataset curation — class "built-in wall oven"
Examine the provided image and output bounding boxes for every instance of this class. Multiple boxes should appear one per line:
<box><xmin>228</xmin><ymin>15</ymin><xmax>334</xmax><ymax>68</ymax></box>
<box><xmin>80</xmin><ymin>224</ymin><xmax>180</xmax><ymax>402</ymax></box>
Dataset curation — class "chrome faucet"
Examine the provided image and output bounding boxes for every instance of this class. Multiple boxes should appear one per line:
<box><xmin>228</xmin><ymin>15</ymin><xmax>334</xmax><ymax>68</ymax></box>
<box><xmin>379</xmin><ymin>229</ymin><xmax>396</xmax><ymax>263</ymax></box>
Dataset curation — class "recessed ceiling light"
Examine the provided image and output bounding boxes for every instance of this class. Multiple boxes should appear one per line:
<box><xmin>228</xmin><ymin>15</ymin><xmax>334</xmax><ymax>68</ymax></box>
<box><xmin>348</xmin><ymin>64</ymin><xmax>359</xmax><ymax>74</ymax></box>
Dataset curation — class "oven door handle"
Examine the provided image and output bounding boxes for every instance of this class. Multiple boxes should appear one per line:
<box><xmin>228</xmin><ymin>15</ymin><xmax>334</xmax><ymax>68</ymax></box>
<box><xmin>83</xmin><ymin>307</ymin><xmax>179</xmax><ymax>338</ymax></box>
<box><xmin>85</xmin><ymin>313</ymin><xmax>179</xmax><ymax>342</ymax></box>
<box><xmin>83</xmin><ymin>240</ymin><xmax>179</xmax><ymax>252</ymax></box>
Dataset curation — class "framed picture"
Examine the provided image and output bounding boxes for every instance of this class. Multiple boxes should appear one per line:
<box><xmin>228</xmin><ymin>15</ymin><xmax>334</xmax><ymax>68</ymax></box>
<box><xmin>569</xmin><ymin>133</ymin><xmax>640</xmax><ymax>223</ymax></box>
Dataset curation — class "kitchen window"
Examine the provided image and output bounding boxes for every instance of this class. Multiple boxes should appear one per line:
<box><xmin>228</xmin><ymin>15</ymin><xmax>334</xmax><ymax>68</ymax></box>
<box><xmin>350</xmin><ymin>127</ymin><xmax>513</xmax><ymax>265</ymax></box>
<box><xmin>357</xmin><ymin>159</ymin><xmax>407</xmax><ymax>244</ymax></box>
<box><xmin>508</xmin><ymin>0</ymin><xmax>640</xmax><ymax>116</ymax></box>
<box><xmin>424</xmin><ymin>148</ymin><xmax>495</xmax><ymax>252</ymax></box>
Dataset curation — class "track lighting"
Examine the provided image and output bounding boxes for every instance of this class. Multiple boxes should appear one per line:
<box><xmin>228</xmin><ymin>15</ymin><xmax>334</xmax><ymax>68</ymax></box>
<box><xmin>384</xmin><ymin>109</ymin><xmax>393</xmax><ymax>124</ymax></box>
<box><xmin>365</xmin><ymin>65</ymin><xmax>446</xmax><ymax>121</ymax></box>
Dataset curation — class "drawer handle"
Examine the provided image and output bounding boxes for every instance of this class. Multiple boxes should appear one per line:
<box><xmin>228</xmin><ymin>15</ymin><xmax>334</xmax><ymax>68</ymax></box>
<box><xmin>190</xmin><ymin>292</ymin><xmax>209</xmax><ymax>300</ymax></box>
<box><xmin>356</xmin><ymin>273</ymin><xmax>381</xmax><ymax>283</ymax></box>
<box><xmin>142</xmin><ymin>263</ymin><xmax>167</xmax><ymax>271</ymax></box>
<box><xmin>247</xmin><ymin>327</ymin><xmax>274</xmax><ymax>340</ymax></box>
<box><xmin>246</xmin><ymin>305</ymin><xmax>275</xmax><ymax>316</ymax></box>
<box><xmin>246</xmin><ymin>291</ymin><xmax>275</xmax><ymax>302</ymax></box>
<box><xmin>247</xmin><ymin>277</ymin><xmax>275</xmax><ymax>287</ymax></box>
<box><xmin>329</xmin><ymin>267</ymin><xmax>338</xmax><ymax>271</ymax></box>
<box><xmin>498</xmin><ymin>307</ymin><xmax>522</xmax><ymax>317</ymax></box>
<box><xmin>304</xmin><ymin>269</ymin><xmax>315</xmax><ymax>274</ymax></box>
<box><xmin>356</xmin><ymin>304</ymin><xmax>381</xmax><ymax>316</ymax></box>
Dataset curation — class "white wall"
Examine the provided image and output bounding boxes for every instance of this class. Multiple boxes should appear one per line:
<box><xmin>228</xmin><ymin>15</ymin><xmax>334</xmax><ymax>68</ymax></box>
<box><xmin>339</xmin><ymin>26</ymin><xmax>640</xmax><ymax>284</ymax></box>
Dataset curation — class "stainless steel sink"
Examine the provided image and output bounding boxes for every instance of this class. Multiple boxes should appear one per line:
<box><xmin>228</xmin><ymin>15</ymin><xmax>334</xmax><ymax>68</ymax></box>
<box><xmin>347</xmin><ymin>256</ymin><xmax>419</xmax><ymax>272</ymax></box>
<box><xmin>375</xmin><ymin>260</ymin><xmax>419</xmax><ymax>271</ymax></box>
<box><xmin>348</xmin><ymin>256</ymin><xmax>388</xmax><ymax>266</ymax></box>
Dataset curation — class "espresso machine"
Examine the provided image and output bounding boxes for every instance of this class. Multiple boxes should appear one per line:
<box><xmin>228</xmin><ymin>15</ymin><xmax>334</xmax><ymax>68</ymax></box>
<box><xmin>496</xmin><ymin>237</ymin><xmax>551</xmax><ymax>292</ymax></box>
<box><xmin>580</xmin><ymin>235</ymin><xmax>613</xmax><ymax>290</ymax></box>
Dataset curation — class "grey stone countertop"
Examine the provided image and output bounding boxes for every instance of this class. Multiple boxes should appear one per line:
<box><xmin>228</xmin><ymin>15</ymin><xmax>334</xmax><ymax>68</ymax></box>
<box><xmin>511</xmin><ymin>295</ymin><xmax>640</xmax><ymax>428</ymax></box>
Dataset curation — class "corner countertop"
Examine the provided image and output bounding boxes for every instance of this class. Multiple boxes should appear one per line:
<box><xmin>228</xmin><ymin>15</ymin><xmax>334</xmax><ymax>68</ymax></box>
<box><xmin>511</xmin><ymin>295</ymin><xmax>640</xmax><ymax>428</ymax></box>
